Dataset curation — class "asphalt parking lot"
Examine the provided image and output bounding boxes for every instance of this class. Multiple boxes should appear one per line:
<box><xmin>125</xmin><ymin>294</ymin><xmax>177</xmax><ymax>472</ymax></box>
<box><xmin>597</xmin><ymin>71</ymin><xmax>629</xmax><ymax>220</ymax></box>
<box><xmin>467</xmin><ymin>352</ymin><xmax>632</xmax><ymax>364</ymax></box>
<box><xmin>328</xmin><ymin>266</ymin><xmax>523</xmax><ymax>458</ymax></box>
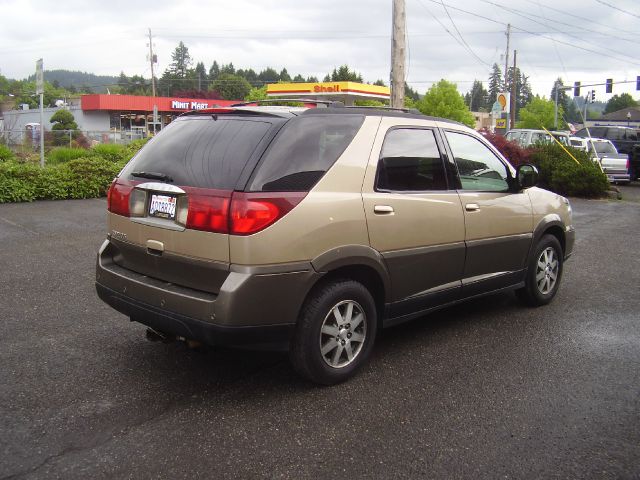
<box><xmin>1</xmin><ymin>186</ymin><xmax>639</xmax><ymax>479</ymax></box>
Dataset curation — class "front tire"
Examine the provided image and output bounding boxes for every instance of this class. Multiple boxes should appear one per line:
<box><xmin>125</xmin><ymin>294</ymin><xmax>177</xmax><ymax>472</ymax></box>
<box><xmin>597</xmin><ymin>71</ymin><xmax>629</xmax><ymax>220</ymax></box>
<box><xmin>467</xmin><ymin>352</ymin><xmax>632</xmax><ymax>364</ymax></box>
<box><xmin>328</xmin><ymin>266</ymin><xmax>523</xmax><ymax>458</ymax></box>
<box><xmin>516</xmin><ymin>234</ymin><xmax>564</xmax><ymax>306</ymax></box>
<box><xmin>289</xmin><ymin>279</ymin><xmax>377</xmax><ymax>385</ymax></box>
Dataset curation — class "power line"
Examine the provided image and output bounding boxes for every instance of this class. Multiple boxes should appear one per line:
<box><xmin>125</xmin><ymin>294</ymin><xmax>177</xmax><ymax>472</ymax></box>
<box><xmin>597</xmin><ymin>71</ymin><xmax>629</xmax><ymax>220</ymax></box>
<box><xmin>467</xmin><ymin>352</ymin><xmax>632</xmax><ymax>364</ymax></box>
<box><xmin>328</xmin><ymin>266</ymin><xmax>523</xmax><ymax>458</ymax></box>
<box><xmin>594</xmin><ymin>0</ymin><xmax>640</xmax><ymax>20</ymax></box>
<box><xmin>439</xmin><ymin>0</ymin><xmax>491</xmax><ymax>68</ymax></box>
<box><xmin>522</xmin><ymin>0</ymin><xmax>637</xmax><ymax>35</ymax></box>
<box><xmin>482</xmin><ymin>0</ymin><xmax>640</xmax><ymax>47</ymax></box>
<box><xmin>421</xmin><ymin>0</ymin><xmax>640</xmax><ymax>67</ymax></box>
<box><xmin>414</xmin><ymin>0</ymin><xmax>491</xmax><ymax>69</ymax></box>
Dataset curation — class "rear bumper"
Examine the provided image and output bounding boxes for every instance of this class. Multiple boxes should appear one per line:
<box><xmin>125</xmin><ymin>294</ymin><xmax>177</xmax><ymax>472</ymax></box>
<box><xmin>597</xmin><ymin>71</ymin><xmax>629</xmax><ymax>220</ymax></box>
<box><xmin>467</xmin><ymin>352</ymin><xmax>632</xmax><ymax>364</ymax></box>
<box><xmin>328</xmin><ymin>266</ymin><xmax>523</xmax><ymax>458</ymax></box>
<box><xmin>604</xmin><ymin>172</ymin><xmax>630</xmax><ymax>183</ymax></box>
<box><xmin>96</xmin><ymin>283</ymin><xmax>293</xmax><ymax>348</ymax></box>
<box><xmin>96</xmin><ymin>239</ymin><xmax>322</xmax><ymax>347</ymax></box>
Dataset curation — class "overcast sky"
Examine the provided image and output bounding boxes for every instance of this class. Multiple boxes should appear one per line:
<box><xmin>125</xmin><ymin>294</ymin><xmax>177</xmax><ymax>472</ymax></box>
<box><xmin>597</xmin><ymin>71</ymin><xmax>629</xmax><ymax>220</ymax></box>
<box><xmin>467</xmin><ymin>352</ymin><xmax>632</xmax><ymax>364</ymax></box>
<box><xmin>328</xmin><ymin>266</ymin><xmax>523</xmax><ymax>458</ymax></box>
<box><xmin>1</xmin><ymin>0</ymin><xmax>639</xmax><ymax>99</ymax></box>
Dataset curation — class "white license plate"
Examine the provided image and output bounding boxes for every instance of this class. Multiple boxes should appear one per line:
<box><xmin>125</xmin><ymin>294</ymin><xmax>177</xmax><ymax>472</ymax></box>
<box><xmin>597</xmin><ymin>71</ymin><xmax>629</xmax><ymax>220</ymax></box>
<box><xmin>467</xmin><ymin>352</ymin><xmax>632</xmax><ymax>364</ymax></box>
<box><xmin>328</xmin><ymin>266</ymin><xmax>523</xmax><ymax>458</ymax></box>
<box><xmin>148</xmin><ymin>194</ymin><xmax>177</xmax><ymax>220</ymax></box>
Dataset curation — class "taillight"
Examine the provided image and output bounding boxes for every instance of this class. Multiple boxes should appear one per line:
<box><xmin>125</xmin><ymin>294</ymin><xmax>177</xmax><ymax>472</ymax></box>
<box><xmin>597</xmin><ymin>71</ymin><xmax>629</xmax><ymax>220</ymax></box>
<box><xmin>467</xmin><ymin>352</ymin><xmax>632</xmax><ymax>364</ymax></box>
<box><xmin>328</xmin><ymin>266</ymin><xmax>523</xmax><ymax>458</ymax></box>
<box><xmin>107</xmin><ymin>179</ymin><xmax>134</xmax><ymax>217</ymax></box>
<box><xmin>229</xmin><ymin>192</ymin><xmax>306</xmax><ymax>235</ymax></box>
<box><xmin>185</xmin><ymin>188</ymin><xmax>232</xmax><ymax>234</ymax></box>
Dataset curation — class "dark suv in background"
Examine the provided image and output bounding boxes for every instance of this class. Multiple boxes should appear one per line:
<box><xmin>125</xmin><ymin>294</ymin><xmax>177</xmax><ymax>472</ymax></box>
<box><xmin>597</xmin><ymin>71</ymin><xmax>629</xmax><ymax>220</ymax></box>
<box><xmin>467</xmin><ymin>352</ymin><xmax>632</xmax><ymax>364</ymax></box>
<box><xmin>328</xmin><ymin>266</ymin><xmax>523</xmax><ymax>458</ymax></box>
<box><xmin>574</xmin><ymin>126</ymin><xmax>640</xmax><ymax>180</ymax></box>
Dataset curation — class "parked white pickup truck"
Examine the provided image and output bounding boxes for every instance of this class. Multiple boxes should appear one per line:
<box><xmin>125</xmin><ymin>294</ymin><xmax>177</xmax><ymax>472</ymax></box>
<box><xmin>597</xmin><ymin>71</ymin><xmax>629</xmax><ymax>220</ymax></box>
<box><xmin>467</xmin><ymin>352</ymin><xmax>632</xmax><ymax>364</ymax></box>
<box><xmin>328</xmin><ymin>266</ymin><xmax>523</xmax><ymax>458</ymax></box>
<box><xmin>587</xmin><ymin>138</ymin><xmax>630</xmax><ymax>184</ymax></box>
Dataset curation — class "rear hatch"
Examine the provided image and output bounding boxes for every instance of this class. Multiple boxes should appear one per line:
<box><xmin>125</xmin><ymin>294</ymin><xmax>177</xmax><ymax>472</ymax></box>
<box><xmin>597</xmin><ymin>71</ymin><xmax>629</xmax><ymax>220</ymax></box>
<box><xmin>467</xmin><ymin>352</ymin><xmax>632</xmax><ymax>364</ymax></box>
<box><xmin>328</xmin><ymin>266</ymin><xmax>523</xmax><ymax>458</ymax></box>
<box><xmin>106</xmin><ymin>111</ymin><xmax>288</xmax><ymax>294</ymax></box>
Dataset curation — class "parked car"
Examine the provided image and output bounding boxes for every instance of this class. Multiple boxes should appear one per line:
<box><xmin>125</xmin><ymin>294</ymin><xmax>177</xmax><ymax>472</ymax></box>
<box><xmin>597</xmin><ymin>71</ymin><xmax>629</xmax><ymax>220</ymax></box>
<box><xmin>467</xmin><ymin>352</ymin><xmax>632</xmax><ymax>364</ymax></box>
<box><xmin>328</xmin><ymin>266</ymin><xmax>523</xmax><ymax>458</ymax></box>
<box><xmin>569</xmin><ymin>136</ymin><xmax>589</xmax><ymax>152</ymax></box>
<box><xmin>574</xmin><ymin>126</ymin><xmax>640</xmax><ymax>180</ymax></box>
<box><xmin>505</xmin><ymin>129</ymin><xmax>569</xmax><ymax>148</ymax></box>
<box><xmin>96</xmin><ymin>104</ymin><xmax>575</xmax><ymax>385</ymax></box>
<box><xmin>587</xmin><ymin>138</ymin><xmax>630</xmax><ymax>184</ymax></box>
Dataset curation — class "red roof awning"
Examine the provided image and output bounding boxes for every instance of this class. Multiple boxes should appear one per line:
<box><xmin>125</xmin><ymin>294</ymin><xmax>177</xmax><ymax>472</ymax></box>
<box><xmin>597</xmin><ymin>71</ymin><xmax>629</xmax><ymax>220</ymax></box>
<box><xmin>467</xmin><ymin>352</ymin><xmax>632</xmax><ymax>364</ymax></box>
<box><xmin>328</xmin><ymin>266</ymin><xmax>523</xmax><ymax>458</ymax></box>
<box><xmin>81</xmin><ymin>94</ymin><xmax>239</xmax><ymax>112</ymax></box>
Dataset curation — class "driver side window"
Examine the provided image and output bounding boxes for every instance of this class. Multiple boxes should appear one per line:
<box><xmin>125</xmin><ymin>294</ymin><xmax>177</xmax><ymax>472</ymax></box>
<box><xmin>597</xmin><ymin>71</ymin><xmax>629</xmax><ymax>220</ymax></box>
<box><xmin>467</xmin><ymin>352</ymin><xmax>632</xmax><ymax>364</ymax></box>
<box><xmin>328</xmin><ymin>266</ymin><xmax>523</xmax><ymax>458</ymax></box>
<box><xmin>445</xmin><ymin>131</ymin><xmax>509</xmax><ymax>192</ymax></box>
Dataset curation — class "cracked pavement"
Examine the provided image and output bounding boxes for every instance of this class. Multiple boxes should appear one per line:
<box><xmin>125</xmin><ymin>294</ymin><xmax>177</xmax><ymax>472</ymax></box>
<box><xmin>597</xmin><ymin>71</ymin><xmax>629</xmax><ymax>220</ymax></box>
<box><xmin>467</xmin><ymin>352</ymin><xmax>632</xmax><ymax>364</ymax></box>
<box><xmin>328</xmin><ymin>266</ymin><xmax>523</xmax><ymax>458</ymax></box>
<box><xmin>1</xmin><ymin>185</ymin><xmax>639</xmax><ymax>479</ymax></box>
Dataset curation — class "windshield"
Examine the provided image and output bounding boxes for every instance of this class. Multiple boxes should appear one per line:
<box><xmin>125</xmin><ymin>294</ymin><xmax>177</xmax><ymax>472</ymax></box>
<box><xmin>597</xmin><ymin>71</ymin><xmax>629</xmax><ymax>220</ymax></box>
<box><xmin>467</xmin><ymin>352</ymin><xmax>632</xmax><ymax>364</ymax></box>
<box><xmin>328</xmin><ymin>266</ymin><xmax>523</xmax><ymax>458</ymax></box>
<box><xmin>590</xmin><ymin>142</ymin><xmax>617</xmax><ymax>155</ymax></box>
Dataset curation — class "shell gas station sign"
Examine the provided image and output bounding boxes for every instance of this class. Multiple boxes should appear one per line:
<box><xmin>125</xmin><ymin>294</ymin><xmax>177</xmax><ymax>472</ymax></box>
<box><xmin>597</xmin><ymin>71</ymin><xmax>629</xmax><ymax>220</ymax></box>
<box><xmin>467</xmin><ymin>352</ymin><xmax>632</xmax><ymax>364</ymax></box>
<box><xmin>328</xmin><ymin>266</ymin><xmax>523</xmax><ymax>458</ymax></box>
<box><xmin>267</xmin><ymin>81</ymin><xmax>390</xmax><ymax>105</ymax></box>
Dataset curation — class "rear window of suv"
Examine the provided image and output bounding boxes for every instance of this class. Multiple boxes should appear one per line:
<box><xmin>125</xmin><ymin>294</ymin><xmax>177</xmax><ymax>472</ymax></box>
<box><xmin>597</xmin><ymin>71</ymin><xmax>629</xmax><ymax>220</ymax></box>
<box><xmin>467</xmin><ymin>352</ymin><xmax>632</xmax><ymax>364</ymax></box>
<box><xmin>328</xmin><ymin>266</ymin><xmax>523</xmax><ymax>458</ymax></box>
<box><xmin>120</xmin><ymin>116</ymin><xmax>280</xmax><ymax>190</ymax></box>
<box><xmin>247</xmin><ymin>114</ymin><xmax>364</xmax><ymax>192</ymax></box>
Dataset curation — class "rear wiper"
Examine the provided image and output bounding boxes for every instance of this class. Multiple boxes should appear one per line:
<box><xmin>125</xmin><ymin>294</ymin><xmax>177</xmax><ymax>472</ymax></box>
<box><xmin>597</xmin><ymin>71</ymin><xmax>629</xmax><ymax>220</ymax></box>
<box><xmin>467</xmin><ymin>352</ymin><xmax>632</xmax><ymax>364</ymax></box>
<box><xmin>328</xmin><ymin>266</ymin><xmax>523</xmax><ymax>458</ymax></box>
<box><xmin>131</xmin><ymin>171</ymin><xmax>174</xmax><ymax>182</ymax></box>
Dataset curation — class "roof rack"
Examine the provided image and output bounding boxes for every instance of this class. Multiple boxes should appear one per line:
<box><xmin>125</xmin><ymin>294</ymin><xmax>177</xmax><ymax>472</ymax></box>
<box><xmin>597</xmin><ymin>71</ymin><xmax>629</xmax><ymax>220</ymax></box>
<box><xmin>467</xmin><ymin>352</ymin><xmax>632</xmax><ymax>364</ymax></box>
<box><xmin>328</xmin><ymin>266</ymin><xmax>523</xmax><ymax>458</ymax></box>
<box><xmin>230</xmin><ymin>99</ymin><xmax>344</xmax><ymax>108</ymax></box>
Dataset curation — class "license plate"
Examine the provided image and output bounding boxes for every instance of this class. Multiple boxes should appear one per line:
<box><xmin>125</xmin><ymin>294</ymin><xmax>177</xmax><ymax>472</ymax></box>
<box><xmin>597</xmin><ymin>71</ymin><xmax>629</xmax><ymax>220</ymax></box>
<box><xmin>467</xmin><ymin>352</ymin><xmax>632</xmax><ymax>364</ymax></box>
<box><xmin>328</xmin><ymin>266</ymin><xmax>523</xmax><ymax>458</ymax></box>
<box><xmin>148</xmin><ymin>194</ymin><xmax>177</xmax><ymax>220</ymax></box>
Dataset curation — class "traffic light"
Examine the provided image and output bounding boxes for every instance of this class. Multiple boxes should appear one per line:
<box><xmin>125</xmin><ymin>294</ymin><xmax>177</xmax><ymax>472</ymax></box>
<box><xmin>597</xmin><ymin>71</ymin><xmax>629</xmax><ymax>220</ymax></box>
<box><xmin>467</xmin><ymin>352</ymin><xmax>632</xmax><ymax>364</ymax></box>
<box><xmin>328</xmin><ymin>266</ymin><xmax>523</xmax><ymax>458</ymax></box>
<box><xmin>574</xmin><ymin>81</ymin><xmax>581</xmax><ymax>97</ymax></box>
<box><xmin>591</xmin><ymin>90</ymin><xmax>596</xmax><ymax>103</ymax></box>
<box><xmin>606</xmin><ymin>79</ymin><xmax>613</xmax><ymax>94</ymax></box>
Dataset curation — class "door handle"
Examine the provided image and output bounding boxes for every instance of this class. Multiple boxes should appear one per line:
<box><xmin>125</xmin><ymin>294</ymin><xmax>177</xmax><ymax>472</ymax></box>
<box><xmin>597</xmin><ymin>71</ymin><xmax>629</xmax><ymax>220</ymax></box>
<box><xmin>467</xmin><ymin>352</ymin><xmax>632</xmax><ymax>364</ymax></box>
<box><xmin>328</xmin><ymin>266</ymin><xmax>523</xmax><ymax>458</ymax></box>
<box><xmin>465</xmin><ymin>203</ymin><xmax>480</xmax><ymax>212</ymax></box>
<box><xmin>374</xmin><ymin>205</ymin><xmax>395</xmax><ymax>214</ymax></box>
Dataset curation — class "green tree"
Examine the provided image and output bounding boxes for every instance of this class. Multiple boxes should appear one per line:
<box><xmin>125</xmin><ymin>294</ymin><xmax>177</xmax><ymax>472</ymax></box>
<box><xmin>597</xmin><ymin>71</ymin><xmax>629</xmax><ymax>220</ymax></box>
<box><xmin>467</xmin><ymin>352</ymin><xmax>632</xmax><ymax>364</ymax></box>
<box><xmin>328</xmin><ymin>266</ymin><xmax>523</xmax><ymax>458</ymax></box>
<box><xmin>465</xmin><ymin>80</ymin><xmax>489</xmax><ymax>111</ymax></box>
<box><xmin>194</xmin><ymin>62</ymin><xmax>207</xmax><ymax>90</ymax></box>
<box><xmin>211</xmin><ymin>73</ymin><xmax>251</xmax><ymax>100</ymax></box>
<box><xmin>327</xmin><ymin>65</ymin><xmax>363</xmax><ymax>82</ymax></box>
<box><xmin>244</xmin><ymin>86</ymin><xmax>268</xmax><ymax>102</ymax></box>
<box><xmin>257</xmin><ymin>68</ymin><xmax>279</xmax><ymax>85</ymax></box>
<box><xmin>167</xmin><ymin>41</ymin><xmax>192</xmax><ymax>77</ymax></box>
<box><xmin>50</xmin><ymin>109</ymin><xmax>78</xmax><ymax>130</ymax></box>
<box><xmin>416</xmin><ymin>80</ymin><xmax>475</xmax><ymax>127</ymax></box>
<box><xmin>550</xmin><ymin>77</ymin><xmax>579</xmax><ymax>124</ymax></box>
<box><xmin>306</xmin><ymin>76</ymin><xmax>319</xmax><ymax>83</ymax></box>
<box><xmin>292</xmin><ymin>74</ymin><xmax>306</xmax><ymax>83</ymax></box>
<box><xmin>506</xmin><ymin>66</ymin><xmax>533</xmax><ymax>111</ymax></box>
<box><xmin>516</xmin><ymin>96</ymin><xmax>565</xmax><ymax>129</ymax></box>
<box><xmin>487</xmin><ymin>63</ymin><xmax>503</xmax><ymax>105</ymax></box>
<box><xmin>604</xmin><ymin>93</ymin><xmax>638</xmax><ymax>114</ymax></box>
<box><xmin>279</xmin><ymin>68</ymin><xmax>291</xmax><ymax>82</ymax></box>
<box><xmin>209</xmin><ymin>61</ymin><xmax>220</xmax><ymax>81</ymax></box>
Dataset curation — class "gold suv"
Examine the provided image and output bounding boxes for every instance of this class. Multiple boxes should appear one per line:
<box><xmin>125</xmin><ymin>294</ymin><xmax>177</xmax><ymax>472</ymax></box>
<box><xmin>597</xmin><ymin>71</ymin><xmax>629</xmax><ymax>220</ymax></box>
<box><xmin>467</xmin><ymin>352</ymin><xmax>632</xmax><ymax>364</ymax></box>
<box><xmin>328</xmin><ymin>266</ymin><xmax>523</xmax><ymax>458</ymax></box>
<box><xmin>96</xmin><ymin>105</ymin><xmax>575</xmax><ymax>384</ymax></box>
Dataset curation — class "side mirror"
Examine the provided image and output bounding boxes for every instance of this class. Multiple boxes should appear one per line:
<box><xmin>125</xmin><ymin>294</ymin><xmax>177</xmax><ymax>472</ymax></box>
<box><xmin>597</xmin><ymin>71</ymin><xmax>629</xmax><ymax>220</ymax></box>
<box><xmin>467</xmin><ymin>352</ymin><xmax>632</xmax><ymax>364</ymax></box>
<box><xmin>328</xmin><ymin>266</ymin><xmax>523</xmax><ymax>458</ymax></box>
<box><xmin>516</xmin><ymin>164</ymin><xmax>539</xmax><ymax>189</ymax></box>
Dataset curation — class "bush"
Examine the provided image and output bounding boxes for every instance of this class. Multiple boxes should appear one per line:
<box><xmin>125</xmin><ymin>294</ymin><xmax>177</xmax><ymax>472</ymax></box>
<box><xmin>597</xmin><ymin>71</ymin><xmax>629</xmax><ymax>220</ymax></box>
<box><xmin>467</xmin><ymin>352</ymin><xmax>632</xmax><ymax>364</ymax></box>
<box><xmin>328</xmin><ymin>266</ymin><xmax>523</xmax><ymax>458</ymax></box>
<box><xmin>528</xmin><ymin>143</ymin><xmax>609</xmax><ymax>198</ymax></box>
<box><xmin>0</xmin><ymin>143</ymin><xmax>16</xmax><ymax>162</ymax></box>
<box><xmin>89</xmin><ymin>143</ymin><xmax>130</xmax><ymax>163</ymax></box>
<box><xmin>0</xmin><ymin>137</ymin><xmax>148</xmax><ymax>203</ymax></box>
<box><xmin>483</xmin><ymin>132</ymin><xmax>530</xmax><ymax>166</ymax></box>
<box><xmin>47</xmin><ymin>147</ymin><xmax>88</xmax><ymax>165</ymax></box>
<box><xmin>0</xmin><ymin>157</ymin><xmax>126</xmax><ymax>203</ymax></box>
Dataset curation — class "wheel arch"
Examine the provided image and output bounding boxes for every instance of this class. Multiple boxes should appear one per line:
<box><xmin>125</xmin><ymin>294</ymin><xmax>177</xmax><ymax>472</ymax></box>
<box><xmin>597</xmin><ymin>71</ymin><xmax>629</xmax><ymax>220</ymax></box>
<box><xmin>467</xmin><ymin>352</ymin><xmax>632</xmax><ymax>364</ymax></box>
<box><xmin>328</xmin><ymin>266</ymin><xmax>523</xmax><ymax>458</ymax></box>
<box><xmin>309</xmin><ymin>246</ymin><xmax>391</xmax><ymax>327</ymax></box>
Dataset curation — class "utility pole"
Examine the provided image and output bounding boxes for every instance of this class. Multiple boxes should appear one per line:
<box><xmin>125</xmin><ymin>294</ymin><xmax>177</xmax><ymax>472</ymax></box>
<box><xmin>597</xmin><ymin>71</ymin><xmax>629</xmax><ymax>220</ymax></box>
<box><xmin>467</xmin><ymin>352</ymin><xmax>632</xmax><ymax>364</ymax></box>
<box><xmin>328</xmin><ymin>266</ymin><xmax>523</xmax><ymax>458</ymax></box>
<box><xmin>504</xmin><ymin>24</ymin><xmax>511</xmax><ymax>130</ymax></box>
<box><xmin>510</xmin><ymin>50</ymin><xmax>517</xmax><ymax>128</ymax></box>
<box><xmin>148</xmin><ymin>28</ymin><xmax>157</xmax><ymax>97</ymax></box>
<box><xmin>504</xmin><ymin>24</ymin><xmax>510</xmax><ymax>91</ymax></box>
<box><xmin>390</xmin><ymin>0</ymin><xmax>406</xmax><ymax>109</ymax></box>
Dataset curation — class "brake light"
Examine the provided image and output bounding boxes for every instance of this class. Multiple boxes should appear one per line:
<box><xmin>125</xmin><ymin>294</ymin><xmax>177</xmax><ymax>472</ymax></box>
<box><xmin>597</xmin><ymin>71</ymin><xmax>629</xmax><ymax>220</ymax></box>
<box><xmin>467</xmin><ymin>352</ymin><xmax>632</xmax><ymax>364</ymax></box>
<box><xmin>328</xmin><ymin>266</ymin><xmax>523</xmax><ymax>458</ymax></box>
<box><xmin>230</xmin><ymin>192</ymin><xmax>306</xmax><ymax>235</ymax></box>
<box><xmin>185</xmin><ymin>188</ymin><xmax>232</xmax><ymax>233</ymax></box>
<box><xmin>107</xmin><ymin>179</ymin><xmax>134</xmax><ymax>217</ymax></box>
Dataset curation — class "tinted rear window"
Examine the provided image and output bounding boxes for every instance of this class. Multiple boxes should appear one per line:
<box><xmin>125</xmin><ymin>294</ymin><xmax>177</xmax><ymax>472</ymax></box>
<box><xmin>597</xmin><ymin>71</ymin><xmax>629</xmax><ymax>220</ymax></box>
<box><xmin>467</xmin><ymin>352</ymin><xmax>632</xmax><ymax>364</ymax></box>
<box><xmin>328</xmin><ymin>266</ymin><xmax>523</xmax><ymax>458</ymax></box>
<box><xmin>248</xmin><ymin>114</ymin><xmax>364</xmax><ymax>192</ymax></box>
<box><xmin>121</xmin><ymin>116</ymin><xmax>276</xmax><ymax>190</ymax></box>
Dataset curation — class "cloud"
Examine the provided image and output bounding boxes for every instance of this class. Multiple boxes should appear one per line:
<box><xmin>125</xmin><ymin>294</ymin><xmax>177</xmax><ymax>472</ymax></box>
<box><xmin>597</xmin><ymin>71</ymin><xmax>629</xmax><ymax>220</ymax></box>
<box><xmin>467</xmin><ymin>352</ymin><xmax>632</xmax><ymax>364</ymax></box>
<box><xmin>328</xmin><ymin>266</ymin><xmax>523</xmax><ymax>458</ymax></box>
<box><xmin>0</xmin><ymin>0</ymin><xmax>638</xmax><ymax>98</ymax></box>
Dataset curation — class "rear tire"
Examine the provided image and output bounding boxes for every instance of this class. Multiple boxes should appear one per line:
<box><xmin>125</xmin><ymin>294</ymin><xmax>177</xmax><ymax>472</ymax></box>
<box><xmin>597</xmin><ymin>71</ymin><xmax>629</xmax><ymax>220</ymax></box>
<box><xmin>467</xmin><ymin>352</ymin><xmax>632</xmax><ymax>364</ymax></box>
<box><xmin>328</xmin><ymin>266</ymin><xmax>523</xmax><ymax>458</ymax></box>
<box><xmin>516</xmin><ymin>234</ymin><xmax>564</xmax><ymax>307</ymax></box>
<box><xmin>289</xmin><ymin>279</ymin><xmax>377</xmax><ymax>385</ymax></box>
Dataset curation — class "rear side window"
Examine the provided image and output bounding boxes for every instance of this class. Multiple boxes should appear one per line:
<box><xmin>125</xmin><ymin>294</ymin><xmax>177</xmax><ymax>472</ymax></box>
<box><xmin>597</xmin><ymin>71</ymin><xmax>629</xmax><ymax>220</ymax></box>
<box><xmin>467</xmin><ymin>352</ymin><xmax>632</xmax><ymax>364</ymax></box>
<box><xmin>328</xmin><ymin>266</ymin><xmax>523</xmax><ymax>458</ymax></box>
<box><xmin>376</xmin><ymin>128</ymin><xmax>447</xmax><ymax>191</ymax></box>
<box><xmin>121</xmin><ymin>117</ymin><xmax>276</xmax><ymax>190</ymax></box>
<box><xmin>248</xmin><ymin>115</ymin><xmax>364</xmax><ymax>192</ymax></box>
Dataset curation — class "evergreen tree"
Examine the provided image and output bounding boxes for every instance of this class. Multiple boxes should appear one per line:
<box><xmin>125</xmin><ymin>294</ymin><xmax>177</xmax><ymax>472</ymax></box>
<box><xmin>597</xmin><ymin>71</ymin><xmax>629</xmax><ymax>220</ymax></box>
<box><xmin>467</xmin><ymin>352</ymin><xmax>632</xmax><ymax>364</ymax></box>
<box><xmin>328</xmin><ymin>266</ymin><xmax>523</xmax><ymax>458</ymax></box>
<box><xmin>168</xmin><ymin>41</ymin><xmax>192</xmax><ymax>77</ymax></box>
<box><xmin>328</xmin><ymin>65</ymin><xmax>363</xmax><ymax>82</ymax></box>
<box><xmin>604</xmin><ymin>93</ymin><xmax>638</xmax><ymax>114</ymax></box>
<box><xmin>220</xmin><ymin>63</ymin><xmax>235</xmax><ymax>75</ymax></box>
<box><xmin>292</xmin><ymin>74</ymin><xmax>306</xmax><ymax>83</ymax></box>
<box><xmin>258</xmin><ymin>68</ymin><xmax>280</xmax><ymax>84</ymax></box>
<box><xmin>306</xmin><ymin>76</ymin><xmax>319</xmax><ymax>83</ymax></box>
<box><xmin>488</xmin><ymin>63</ymin><xmax>503</xmax><ymax>105</ymax></box>
<box><xmin>466</xmin><ymin>80</ymin><xmax>489</xmax><ymax>111</ymax></box>
<box><xmin>195</xmin><ymin>62</ymin><xmax>207</xmax><ymax>90</ymax></box>
<box><xmin>209</xmin><ymin>61</ymin><xmax>220</xmax><ymax>81</ymax></box>
<box><xmin>279</xmin><ymin>68</ymin><xmax>291</xmax><ymax>82</ymax></box>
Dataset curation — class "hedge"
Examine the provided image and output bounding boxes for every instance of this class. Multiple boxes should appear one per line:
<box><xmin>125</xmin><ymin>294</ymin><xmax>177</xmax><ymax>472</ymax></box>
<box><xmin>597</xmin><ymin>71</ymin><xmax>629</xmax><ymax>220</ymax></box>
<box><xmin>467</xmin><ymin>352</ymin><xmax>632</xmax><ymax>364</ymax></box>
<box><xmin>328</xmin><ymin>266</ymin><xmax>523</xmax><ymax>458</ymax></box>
<box><xmin>485</xmin><ymin>134</ymin><xmax>610</xmax><ymax>198</ymax></box>
<box><xmin>0</xmin><ymin>157</ymin><xmax>127</xmax><ymax>203</ymax></box>
<box><xmin>527</xmin><ymin>143</ymin><xmax>610</xmax><ymax>198</ymax></box>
